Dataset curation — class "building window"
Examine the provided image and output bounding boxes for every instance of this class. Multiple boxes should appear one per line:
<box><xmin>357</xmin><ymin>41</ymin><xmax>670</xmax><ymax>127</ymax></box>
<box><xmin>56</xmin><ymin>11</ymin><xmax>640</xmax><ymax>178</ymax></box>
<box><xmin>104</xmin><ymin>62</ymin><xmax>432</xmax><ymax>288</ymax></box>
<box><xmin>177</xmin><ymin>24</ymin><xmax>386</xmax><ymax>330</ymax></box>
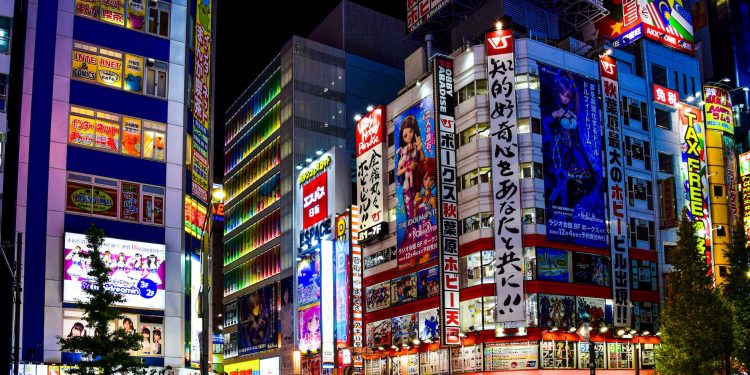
<box><xmin>631</xmin><ymin>259</ymin><xmax>657</xmax><ymax>291</ymax></box>
<box><xmin>387</xmin><ymin>131</ymin><xmax>394</xmax><ymax>147</ymax></box>
<box><xmin>459</xmin><ymin>122</ymin><xmax>490</xmax><ymax>146</ymax></box>
<box><xmin>516</xmin><ymin>73</ymin><xmax>540</xmax><ymax>90</ymax></box>
<box><xmin>625</xmin><ymin>136</ymin><xmax>651</xmax><ymax>170</ymax></box>
<box><xmin>522</xmin><ymin>207</ymin><xmax>545</xmax><ymax>224</ymax></box>
<box><xmin>460</xmin><ymin>212</ymin><xmax>492</xmax><ymax>235</ymax></box>
<box><xmin>457</xmin><ymin>82</ymin><xmax>475</xmax><ymax>104</ymax></box>
<box><xmin>652</xmin><ymin>64</ymin><xmax>668</xmax><ymax>87</ymax></box>
<box><xmin>713</xmin><ymin>185</ymin><xmax>724</xmax><ymax>198</ymax></box>
<box><xmin>459</xmin><ymin>296</ymin><xmax>496</xmax><ymax>332</ymax></box>
<box><xmin>664</xmin><ymin>244</ymin><xmax>676</xmax><ymax>265</ymax></box>
<box><xmin>0</xmin><ymin>16</ymin><xmax>10</xmax><ymax>54</ymax></box>
<box><xmin>68</xmin><ymin>106</ymin><xmax>166</xmax><ymax>161</ymax></box>
<box><xmin>364</xmin><ymin>246</ymin><xmax>397</xmax><ymax>270</ymax></box>
<box><xmin>691</xmin><ymin>76</ymin><xmax>696</xmax><ymax>96</ymax></box>
<box><xmin>540</xmin><ymin>340</ymin><xmax>576</xmax><ymax>369</ymax></box>
<box><xmin>65</xmin><ymin>173</ymin><xmax>164</xmax><ymax>225</ymax></box>
<box><xmin>518</xmin><ymin>117</ymin><xmax>541</xmax><ymax>134</ymax></box>
<box><xmin>658</xmin><ymin>152</ymin><xmax>674</xmax><ymax>174</ymax></box>
<box><xmin>655</xmin><ymin>108</ymin><xmax>672</xmax><ymax>129</ymax></box>
<box><xmin>682</xmin><ymin>73</ymin><xmax>688</xmax><ymax>94</ymax></box>
<box><xmin>145</xmin><ymin>59</ymin><xmax>168</xmax><ymax>98</ymax></box>
<box><xmin>630</xmin><ymin>218</ymin><xmax>656</xmax><ymax>249</ymax></box>
<box><xmin>459</xmin><ymin>167</ymin><xmax>491</xmax><ymax>191</ymax></box>
<box><xmin>0</xmin><ymin>74</ymin><xmax>7</xmax><ymax>112</ymax></box>
<box><xmin>673</xmin><ymin>70</ymin><xmax>679</xmax><ymax>91</ymax></box>
<box><xmin>148</xmin><ymin>1</ymin><xmax>170</xmax><ymax>38</ymax></box>
<box><xmin>627</xmin><ymin>177</ymin><xmax>654</xmax><ymax>210</ymax></box>
<box><xmin>475</xmin><ymin>79</ymin><xmax>488</xmax><ymax>96</ymax></box>
<box><xmin>622</xmin><ymin>97</ymin><xmax>648</xmax><ymax>130</ymax></box>
<box><xmin>520</xmin><ymin>162</ymin><xmax>543</xmax><ymax>179</ymax></box>
<box><xmin>460</xmin><ymin>250</ymin><xmax>495</xmax><ymax>288</ymax></box>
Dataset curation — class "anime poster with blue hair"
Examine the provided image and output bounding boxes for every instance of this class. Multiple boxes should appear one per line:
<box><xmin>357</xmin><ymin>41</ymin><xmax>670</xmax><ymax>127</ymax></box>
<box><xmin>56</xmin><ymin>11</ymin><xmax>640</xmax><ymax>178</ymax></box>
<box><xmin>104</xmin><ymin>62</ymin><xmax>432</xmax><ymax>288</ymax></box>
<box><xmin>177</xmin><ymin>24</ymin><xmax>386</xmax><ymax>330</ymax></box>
<box><xmin>394</xmin><ymin>97</ymin><xmax>438</xmax><ymax>269</ymax></box>
<box><xmin>539</xmin><ymin>63</ymin><xmax>607</xmax><ymax>248</ymax></box>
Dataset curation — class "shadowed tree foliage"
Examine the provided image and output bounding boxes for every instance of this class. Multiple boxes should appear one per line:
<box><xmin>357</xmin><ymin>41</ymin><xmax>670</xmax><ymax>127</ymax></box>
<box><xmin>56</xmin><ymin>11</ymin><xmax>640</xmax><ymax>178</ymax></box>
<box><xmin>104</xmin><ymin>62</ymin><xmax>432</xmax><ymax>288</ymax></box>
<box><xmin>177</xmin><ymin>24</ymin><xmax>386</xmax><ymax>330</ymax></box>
<box><xmin>723</xmin><ymin>219</ymin><xmax>750</xmax><ymax>370</ymax></box>
<box><xmin>58</xmin><ymin>224</ymin><xmax>145</xmax><ymax>375</ymax></box>
<box><xmin>656</xmin><ymin>210</ymin><xmax>733</xmax><ymax>375</ymax></box>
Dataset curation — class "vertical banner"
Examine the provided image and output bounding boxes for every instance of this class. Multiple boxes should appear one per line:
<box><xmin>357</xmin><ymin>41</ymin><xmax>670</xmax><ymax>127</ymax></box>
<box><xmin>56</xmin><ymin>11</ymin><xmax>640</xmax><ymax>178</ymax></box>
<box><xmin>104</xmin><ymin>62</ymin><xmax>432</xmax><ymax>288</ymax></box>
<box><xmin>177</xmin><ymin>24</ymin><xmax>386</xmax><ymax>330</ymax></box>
<box><xmin>191</xmin><ymin>0</ymin><xmax>212</xmax><ymax>206</ymax></box>
<box><xmin>356</xmin><ymin>106</ymin><xmax>387</xmax><ymax>243</ymax></box>
<box><xmin>678</xmin><ymin>105</ymin><xmax>712</xmax><ymax>272</ymax></box>
<box><xmin>486</xmin><ymin>29</ymin><xmax>525</xmax><ymax>323</ymax></box>
<box><xmin>334</xmin><ymin>213</ymin><xmax>351</xmax><ymax>348</ymax></box>
<box><xmin>724</xmin><ymin>135</ymin><xmax>739</xmax><ymax>227</ymax></box>
<box><xmin>432</xmin><ymin>56</ymin><xmax>460</xmax><ymax>345</ymax></box>
<box><xmin>704</xmin><ymin>87</ymin><xmax>734</xmax><ymax>134</ymax></box>
<box><xmin>394</xmin><ymin>97</ymin><xmax>438</xmax><ymax>269</ymax></box>
<box><xmin>350</xmin><ymin>206</ymin><xmax>364</xmax><ymax>369</ymax></box>
<box><xmin>321</xmin><ymin>240</ymin><xmax>335</xmax><ymax>367</ymax></box>
<box><xmin>539</xmin><ymin>63</ymin><xmax>607</xmax><ymax>248</ymax></box>
<box><xmin>740</xmin><ymin>153</ymin><xmax>750</xmax><ymax>241</ymax></box>
<box><xmin>599</xmin><ymin>54</ymin><xmax>630</xmax><ymax>327</ymax></box>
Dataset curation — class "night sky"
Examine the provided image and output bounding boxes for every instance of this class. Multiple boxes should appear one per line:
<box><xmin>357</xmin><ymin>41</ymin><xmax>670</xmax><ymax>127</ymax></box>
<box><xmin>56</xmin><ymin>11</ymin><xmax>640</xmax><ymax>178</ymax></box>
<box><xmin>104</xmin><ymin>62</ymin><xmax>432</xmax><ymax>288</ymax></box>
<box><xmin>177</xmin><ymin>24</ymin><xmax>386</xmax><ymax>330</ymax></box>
<box><xmin>214</xmin><ymin>1</ymin><xmax>405</xmax><ymax>174</ymax></box>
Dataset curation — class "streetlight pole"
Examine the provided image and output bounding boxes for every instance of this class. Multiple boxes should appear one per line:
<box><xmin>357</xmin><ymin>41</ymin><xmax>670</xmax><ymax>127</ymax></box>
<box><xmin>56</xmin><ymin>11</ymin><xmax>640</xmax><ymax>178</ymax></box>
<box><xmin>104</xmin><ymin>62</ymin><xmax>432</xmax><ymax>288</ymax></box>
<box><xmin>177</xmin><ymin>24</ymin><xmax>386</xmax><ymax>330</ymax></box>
<box><xmin>1</xmin><ymin>233</ymin><xmax>22</xmax><ymax>375</ymax></box>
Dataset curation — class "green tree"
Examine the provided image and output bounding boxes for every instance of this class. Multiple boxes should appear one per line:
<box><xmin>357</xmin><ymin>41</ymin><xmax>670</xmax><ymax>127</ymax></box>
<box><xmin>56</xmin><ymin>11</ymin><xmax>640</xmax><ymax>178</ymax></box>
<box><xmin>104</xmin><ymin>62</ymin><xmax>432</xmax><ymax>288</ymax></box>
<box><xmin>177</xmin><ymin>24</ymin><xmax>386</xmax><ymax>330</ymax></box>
<box><xmin>58</xmin><ymin>224</ymin><xmax>145</xmax><ymax>375</ymax></box>
<box><xmin>656</xmin><ymin>210</ymin><xmax>734</xmax><ymax>375</ymax></box>
<box><xmin>723</xmin><ymin>219</ymin><xmax>750</xmax><ymax>370</ymax></box>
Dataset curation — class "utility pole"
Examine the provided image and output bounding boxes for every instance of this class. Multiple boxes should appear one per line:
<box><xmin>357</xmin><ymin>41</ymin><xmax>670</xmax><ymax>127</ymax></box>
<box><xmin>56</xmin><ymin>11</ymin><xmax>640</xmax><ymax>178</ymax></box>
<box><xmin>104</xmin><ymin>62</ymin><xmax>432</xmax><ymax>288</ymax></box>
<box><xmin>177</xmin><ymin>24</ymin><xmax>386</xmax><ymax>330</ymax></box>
<box><xmin>2</xmin><ymin>233</ymin><xmax>23</xmax><ymax>375</ymax></box>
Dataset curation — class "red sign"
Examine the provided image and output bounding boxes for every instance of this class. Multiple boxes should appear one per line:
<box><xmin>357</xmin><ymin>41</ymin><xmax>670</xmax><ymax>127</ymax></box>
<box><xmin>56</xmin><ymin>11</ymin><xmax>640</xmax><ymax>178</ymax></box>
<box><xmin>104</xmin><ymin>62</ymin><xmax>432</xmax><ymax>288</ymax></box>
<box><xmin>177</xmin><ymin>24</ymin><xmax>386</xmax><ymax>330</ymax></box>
<box><xmin>302</xmin><ymin>172</ymin><xmax>328</xmax><ymax>229</ymax></box>
<box><xmin>355</xmin><ymin>106</ymin><xmax>384</xmax><ymax>157</ymax></box>
<box><xmin>653</xmin><ymin>84</ymin><xmax>679</xmax><ymax>107</ymax></box>
<box><xmin>486</xmin><ymin>29</ymin><xmax>514</xmax><ymax>55</ymax></box>
<box><xmin>599</xmin><ymin>55</ymin><xmax>618</xmax><ymax>81</ymax></box>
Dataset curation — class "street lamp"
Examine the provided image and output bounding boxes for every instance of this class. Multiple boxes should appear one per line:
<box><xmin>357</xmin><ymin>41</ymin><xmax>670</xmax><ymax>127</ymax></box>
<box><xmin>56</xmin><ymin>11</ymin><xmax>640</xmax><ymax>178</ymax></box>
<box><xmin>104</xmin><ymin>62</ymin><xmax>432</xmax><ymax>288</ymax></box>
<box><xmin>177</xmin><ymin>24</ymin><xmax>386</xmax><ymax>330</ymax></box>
<box><xmin>199</xmin><ymin>186</ymin><xmax>224</xmax><ymax>375</ymax></box>
<box><xmin>577</xmin><ymin>312</ymin><xmax>596</xmax><ymax>375</ymax></box>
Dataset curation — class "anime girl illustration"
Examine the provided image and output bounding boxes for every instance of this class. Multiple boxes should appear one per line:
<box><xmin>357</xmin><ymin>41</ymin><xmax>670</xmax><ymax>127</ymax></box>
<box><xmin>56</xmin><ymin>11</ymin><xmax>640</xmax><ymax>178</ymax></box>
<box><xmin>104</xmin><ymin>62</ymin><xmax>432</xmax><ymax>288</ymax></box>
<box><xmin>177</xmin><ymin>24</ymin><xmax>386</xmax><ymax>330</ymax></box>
<box><xmin>299</xmin><ymin>308</ymin><xmax>321</xmax><ymax>351</ymax></box>
<box><xmin>145</xmin><ymin>254</ymin><xmax>163</xmax><ymax>285</ymax></box>
<box><xmin>413</xmin><ymin>158</ymin><xmax>437</xmax><ymax>218</ymax></box>
<box><xmin>542</xmin><ymin>70</ymin><xmax>595</xmax><ymax>209</ymax></box>
<box><xmin>396</xmin><ymin>114</ymin><xmax>425</xmax><ymax>223</ymax></box>
<box><xmin>65</xmin><ymin>246</ymin><xmax>86</xmax><ymax>280</ymax></box>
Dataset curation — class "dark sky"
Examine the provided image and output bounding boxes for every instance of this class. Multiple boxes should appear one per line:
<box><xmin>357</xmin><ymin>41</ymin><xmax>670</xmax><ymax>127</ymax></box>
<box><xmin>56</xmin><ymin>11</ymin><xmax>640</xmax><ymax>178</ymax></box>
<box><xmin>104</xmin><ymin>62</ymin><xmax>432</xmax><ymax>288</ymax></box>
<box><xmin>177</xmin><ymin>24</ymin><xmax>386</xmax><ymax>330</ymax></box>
<box><xmin>214</xmin><ymin>1</ymin><xmax>405</xmax><ymax>173</ymax></box>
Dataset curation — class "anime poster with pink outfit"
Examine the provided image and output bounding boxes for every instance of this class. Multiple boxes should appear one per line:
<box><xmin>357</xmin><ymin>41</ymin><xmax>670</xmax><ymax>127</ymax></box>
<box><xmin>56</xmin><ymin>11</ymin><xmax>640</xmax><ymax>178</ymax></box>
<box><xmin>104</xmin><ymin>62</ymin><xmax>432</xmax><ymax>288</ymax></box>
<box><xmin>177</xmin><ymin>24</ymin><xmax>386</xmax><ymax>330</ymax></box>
<box><xmin>63</xmin><ymin>232</ymin><xmax>166</xmax><ymax>310</ymax></box>
<box><xmin>394</xmin><ymin>96</ymin><xmax>438</xmax><ymax>269</ymax></box>
<box><xmin>298</xmin><ymin>304</ymin><xmax>322</xmax><ymax>352</ymax></box>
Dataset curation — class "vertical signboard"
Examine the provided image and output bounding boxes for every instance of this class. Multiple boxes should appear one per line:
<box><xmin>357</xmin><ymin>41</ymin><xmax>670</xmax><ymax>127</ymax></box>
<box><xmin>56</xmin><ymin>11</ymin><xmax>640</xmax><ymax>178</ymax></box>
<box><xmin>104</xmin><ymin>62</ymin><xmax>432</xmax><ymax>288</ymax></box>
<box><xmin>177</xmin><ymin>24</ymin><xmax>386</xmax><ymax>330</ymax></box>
<box><xmin>724</xmin><ymin>135</ymin><xmax>739</xmax><ymax>227</ymax></box>
<box><xmin>486</xmin><ymin>29</ymin><xmax>525</xmax><ymax>323</ymax></box>
<box><xmin>191</xmin><ymin>0</ymin><xmax>212</xmax><ymax>206</ymax></box>
<box><xmin>334</xmin><ymin>213</ymin><xmax>351</xmax><ymax>348</ymax></box>
<box><xmin>599</xmin><ymin>54</ymin><xmax>630</xmax><ymax>327</ymax></box>
<box><xmin>678</xmin><ymin>105</ymin><xmax>712</xmax><ymax>271</ymax></box>
<box><xmin>350</xmin><ymin>206</ymin><xmax>364</xmax><ymax>369</ymax></box>
<box><xmin>356</xmin><ymin>106</ymin><xmax>387</xmax><ymax>243</ymax></box>
<box><xmin>432</xmin><ymin>55</ymin><xmax>460</xmax><ymax>345</ymax></box>
<box><xmin>394</xmin><ymin>98</ymin><xmax>438</xmax><ymax>269</ymax></box>
<box><xmin>739</xmin><ymin>152</ymin><xmax>750</xmax><ymax>242</ymax></box>
<box><xmin>704</xmin><ymin>86</ymin><xmax>734</xmax><ymax>134</ymax></box>
<box><xmin>321</xmin><ymin>240</ymin><xmax>335</xmax><ymax>367</ymax></box>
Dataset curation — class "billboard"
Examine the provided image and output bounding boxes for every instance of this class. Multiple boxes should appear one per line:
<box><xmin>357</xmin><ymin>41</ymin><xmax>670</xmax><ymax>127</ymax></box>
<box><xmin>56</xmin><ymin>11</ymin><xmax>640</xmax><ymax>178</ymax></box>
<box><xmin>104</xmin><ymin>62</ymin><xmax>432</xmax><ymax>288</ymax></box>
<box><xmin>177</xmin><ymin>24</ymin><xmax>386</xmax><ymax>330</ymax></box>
<box><xmin>418</xmin><ymin>309</ymin><xmax>440</xmax><ymax>341</ymax></box>
<box><xmin>539</xmin><ymin>63</ymin><xmax>607</xmax><ymax>248</ymax></box>
<box><xmin>653</xmin><ymin>84</ymin><xmax>679</xmax><ymax>107</ymax></box>
<box><xmin>394</xmin><ymin>96</ymin><xmax>438</xmax><ymax>269</ymax></box>
<box><xmin>356</xmin><ymin>107</ymin><xmax>387</xmax><ymax>243</ymax></box>
<box><xmin>320</xmin><ymin>240</ymin><xmax>334</xmax><ymax>366</ymax></box>
<box><xmin>190</xmin><ymin>0</ymin><xmax>212</xmax><ymax>206</ymax></box>
<box><xmin>391</xmin><ymin>272</ymin><xmax>418</xmax><ymax>306</ymax></box>
<box><xmin>237</xmin><ymin>284</ymin><xmax>279</xmax><ymax>355</ymax></box>
<box><xmin>486</xmin><ymin>29</ymin><xmax>525</xmax><ymax>324</ymax></box>
<box><xmin>593</xmin><ymin>0</ymin><xmax>694</xmax><ymax>53</ymax></box>
<box><xmin>297</xmin><ymin>253</ymin><xmax>321</xmax><ymax>307</ymax></box>
<box><xmin>63</xmin><ymin>232</ymin><xmax>165</xmax><ymax>310</ymax></box>
<box><xmin>298</xmin><ymin>304</ymin><xmax>321</xmax><ymax>352</ymax></box>
<box><xmin>302</xmin><ymin>172</ymin><xmax>328</xmax><ymax>229</ymax></box>
<box><xmin>573</xmin><ymin>252</ymin><xmax>611</xmax><ymax>286</ymax></box>
<box><xmin>432</xmin><ymin>56</ymin><xmax>460</xmax><ymax>346</ymax></box>
<box><xmin>601</xmin><ymin>52</ymin><xmax>629</xmax><ymax>327</ymax></box>
<box><xmin>539</xmin><ymin>294</ymin><xmax>576</xmax><ymax>328</ymax></box>
<box><xmin>484</xmin><ymin>342</ymin><xmax>539</xmax><ymax>370</ymax></box>
<box><xmin>536</xmin><ymin>248</ymin><xmax>570</xmax><ymax>282</ymax></box>
<box><xmin>724</xmin><ymin>136</ymin><xmax>739</xmax><ymax>226</ymax></box>
<box><xmin>704</xmin><ymin>86</ymin><xmax>734</xmax><ymax>134</ymax></box>
<box><xmin>334</xmin><ymin>214</ymin><xmax>351</xmax><ymax>349</ymax></box>
<box><xmin>366</xmin><ymin>319</ymin><xmax>391</xmax><ymax>348</ymax></box>
<box><xmin>365</xmin><ymin>281</ymin><xmax>390</xmax><ymax>312</ymax></box>
<box><xmin>350</xmin><ymin>206</ymin><xmax>364</xmax><ymax>368</ymax></box>
<box><xmin>678</xmin><ymin>105</ymin><xmax>712</xmax><ymax>271</ymax></box>
<box><xmin>190</xmin><ymin>253</ymin><xmax>201</xmax><ymax>365</ymax></box>
<box><xmin>391</xmin><ymin>313</ymin><xmax>418</xmax><ymax>347</ymax></box>
<box><xmin>741</xmin><ymin>153</ymin><xmax>750</xmax><ymax>240</ymax></box>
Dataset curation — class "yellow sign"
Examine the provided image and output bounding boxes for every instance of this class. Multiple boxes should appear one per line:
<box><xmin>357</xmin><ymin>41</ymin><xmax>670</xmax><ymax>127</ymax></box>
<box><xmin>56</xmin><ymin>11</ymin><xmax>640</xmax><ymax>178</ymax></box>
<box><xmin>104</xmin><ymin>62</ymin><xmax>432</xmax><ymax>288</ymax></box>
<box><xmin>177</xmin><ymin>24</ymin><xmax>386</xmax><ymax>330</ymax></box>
<box><xmin>97</xmin><ymin>55</ymin><xmax>123</xmax><ymax>88</ymax></box>
<box><xmin>126</xmin><ymin>0</ymin><xmax>147</xmax><ymax>31</ymax></box>
<box><xmin>121</xmin><ymin>117</ymin><xmax>142</xmax><ymax>156</ymax></box>
<box><xmin>75</xmin><ymin>0</ymin><xmax>100</xmax><ymax>19</ymax></box>
<box><xmin>72</xmin><ymin>50</ymin><xmax>98</xmax><ymax>82</ymax></box>
<box><xmin>299</xmin><ymin>155</ymin><xmax>331</xmax><ymax>185</ymax></box>
<box><xmin>68</xmin><ymin>115</ymin><xmax>96</xmax><ymax>147</ymax></box>
<box><xmin>124</xmin><ymin>54</ymin><xmax>144</xmax><ymax>93</ymax></box>
<box><xmin>100</xmin><ymin>0</ymin><xmax>125</xmax><ymax>26</ymax></box>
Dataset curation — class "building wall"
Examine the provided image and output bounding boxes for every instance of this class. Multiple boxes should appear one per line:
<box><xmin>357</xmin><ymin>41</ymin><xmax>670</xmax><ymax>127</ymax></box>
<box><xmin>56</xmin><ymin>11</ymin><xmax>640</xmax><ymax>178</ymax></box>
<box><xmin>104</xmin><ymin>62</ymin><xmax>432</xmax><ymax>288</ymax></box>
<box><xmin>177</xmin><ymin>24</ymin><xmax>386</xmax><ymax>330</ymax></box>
<box><xmin>17</xmin><ymin>0</ymin><xmax>192</xmax><ymax>367</ymax></box>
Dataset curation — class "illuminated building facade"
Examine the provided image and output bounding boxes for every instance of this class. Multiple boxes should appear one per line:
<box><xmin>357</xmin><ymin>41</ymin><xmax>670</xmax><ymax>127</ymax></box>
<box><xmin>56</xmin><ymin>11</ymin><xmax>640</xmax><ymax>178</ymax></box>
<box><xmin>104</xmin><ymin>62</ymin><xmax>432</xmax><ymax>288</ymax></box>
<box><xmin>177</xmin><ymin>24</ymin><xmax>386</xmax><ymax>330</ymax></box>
<box><xmin>7</xmin><ymin>0</ymin><xmax>217</xmax><ymax>371</ymax></box>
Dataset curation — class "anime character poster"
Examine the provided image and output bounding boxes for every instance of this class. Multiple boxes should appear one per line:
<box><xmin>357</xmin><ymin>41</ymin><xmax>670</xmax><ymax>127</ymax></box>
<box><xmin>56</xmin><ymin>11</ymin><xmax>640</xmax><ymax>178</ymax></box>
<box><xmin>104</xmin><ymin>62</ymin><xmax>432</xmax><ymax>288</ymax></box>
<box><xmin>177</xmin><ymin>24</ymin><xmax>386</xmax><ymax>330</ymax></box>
<box><xmin>572</xmin><ymin>252</ymin><xmax>611</xmax><ymax>286</ymax></box>
<box><xmin>391</xmin><ymin>273</ymin><xmax>418</xmax><ymax>305</ymax></box>
<box><xmin>298</xmin><ymin>305</ymin><xmax>322</xmax><ymax>352</ymax></box>
<box><xmin>417</xmin><ymin>266</ymin><xmax>439</xmax><ymax>298</ymax></box>
<box><xmin>539</xmin><ymin>294</ymin><xmax>576</xmax><ymax>328</ymax></box>
<box><xmin>297</xmin><ymin>253</ymin><xmax>321</xmax><ymax>307</ymax></box>
<box><xmin>63</xmin><ymin>232</ymin><xmax>165</xmax><ymax>310</ymax></box>
<box><xmin>539</xmin><ymin>64</ymin><xmax>607</xmax><ymax>248</ymax></box>
<box><xmin>536</xmin><ymin>248</ymin><xmax>570</xmax><ymax>282</ymax></box>
<box><xmin>365</xmin><ymin>281</ymin><xmax>390</xmax><ymax>312</ymax></box>
<box><xmin>576</xmin><ymin>297</ymin><xmax>607</xmax><ymax>328</ymax></box>
<box><xmin>394</xmin><ymin>97</ymin><xmax>438</xmax><ymax>269</ymax></box>
<box><xmin>238</xmin><ymin>284</ymin><xmax>279</xmax><ymax>355</ymax></box>
<box><xmin>391</xmin><ymin>313</ymin><xmax>418</xmax><ymax>347</ymax></box>
<box><xmin>418</xmin><ymin>309</ymin><xmax>440</xmax><ymax>341</ymax></box>
<box><xmin>366</xmin><ymin>319</ymin><xmax>392</xmax><ymax>348</ymax></box>
<box><xmin>280</xmin><ymin>277</ymin><xmax>294</xmax><ymax>346</ymax></box>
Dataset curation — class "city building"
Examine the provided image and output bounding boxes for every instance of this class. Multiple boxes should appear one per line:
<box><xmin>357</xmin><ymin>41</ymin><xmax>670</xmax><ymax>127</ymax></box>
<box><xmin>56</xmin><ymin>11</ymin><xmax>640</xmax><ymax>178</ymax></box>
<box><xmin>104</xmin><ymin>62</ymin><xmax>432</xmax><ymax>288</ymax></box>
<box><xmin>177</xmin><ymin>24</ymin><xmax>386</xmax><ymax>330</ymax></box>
<box><xmin>220</xmin><ymin>2</ymin><xmax>411</xmax><ymax>373</ymax></box>
<box><xmin>6</xmin><ymin>0</ymin><xmax>217</xmax><ymax>371</ymax></box>
<box><xmin>357</xmin><ymin>0</ymin><xmax>706</xmax><ymax>373</ymax></box>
